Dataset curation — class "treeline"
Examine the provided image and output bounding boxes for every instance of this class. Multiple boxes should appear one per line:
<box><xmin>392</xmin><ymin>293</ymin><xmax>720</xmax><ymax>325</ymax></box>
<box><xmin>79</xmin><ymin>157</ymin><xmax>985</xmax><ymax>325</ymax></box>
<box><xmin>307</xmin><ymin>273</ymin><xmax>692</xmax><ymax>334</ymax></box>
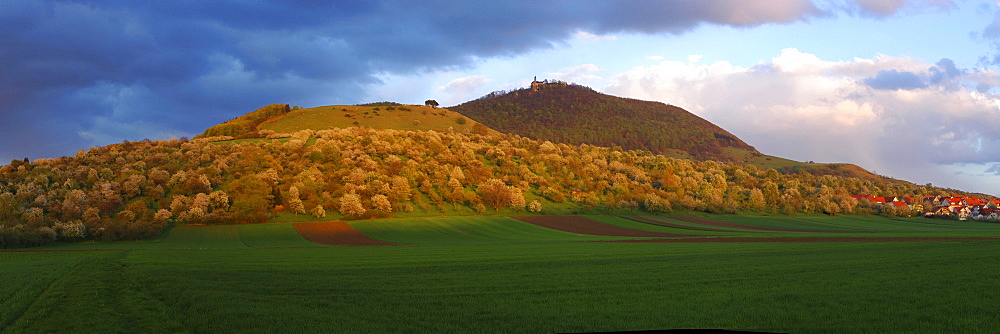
<box><xmin>450</xmin><ymin>85</ymin><xmax>757</xmax><ymax>161</ymax></box>
<box><xmin>0</xmin><ymin>127</ymin><xmax>978</xmax><ymax>248</ymax></box>
<box><xmin>197</xmin><ymin>104</ymin><xmax>294</xmax><ymax>139</ymax></box>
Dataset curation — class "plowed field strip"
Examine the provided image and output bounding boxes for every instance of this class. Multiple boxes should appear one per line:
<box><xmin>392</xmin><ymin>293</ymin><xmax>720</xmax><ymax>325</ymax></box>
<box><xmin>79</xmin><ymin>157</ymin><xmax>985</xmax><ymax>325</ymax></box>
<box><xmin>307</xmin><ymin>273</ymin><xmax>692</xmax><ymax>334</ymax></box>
<box><xmin>666</xmin><ymin>216</ymin><xmax>841</xmax><ymax>233</ymax></box>
<box><xmin>512</xmin><ymin>216</ymin><xmax>697</xmax><ymax>237</ymax></box>
<box><xmin>599</xmin><ymin>237</ymin><xmax>1000</xmax><ymax>243</ymax></box>
<box><xmin>293</xmin><ymin>222</ymin><xmax>395</xmax><ymax>246</ymax></box>
<box><xmin>625</xmin><ymin>216</ymin><xmax>733</xmax><ymax>232</ymax></box>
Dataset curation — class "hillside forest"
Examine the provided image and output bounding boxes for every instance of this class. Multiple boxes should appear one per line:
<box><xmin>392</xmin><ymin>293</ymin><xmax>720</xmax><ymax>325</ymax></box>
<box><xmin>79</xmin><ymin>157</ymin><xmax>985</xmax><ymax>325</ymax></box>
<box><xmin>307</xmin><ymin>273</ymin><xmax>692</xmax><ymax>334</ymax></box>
<box><xmin>0</xmin><ymin>107</ymin><xmax>979</xmax><ymax>247</ymax></box>
<box><xmin>450</xmin><ymin>84</ymin><xmax>756</xmax><ymax>161</ymax></box>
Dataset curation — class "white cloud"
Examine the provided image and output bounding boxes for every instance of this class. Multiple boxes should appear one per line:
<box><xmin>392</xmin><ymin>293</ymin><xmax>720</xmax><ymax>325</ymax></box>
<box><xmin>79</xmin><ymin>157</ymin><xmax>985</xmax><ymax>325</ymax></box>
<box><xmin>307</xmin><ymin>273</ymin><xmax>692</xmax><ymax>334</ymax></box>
<box><xmin>548</xmin><ymin>64</ymin><xmax>601</xmax><ymax>83</ymax></box>
<box><xmin>605</xmin><ymin>48</ymin><xmax>1000</xmax><ymax>193</ymax></box>
<box><xmin>575</xmin><ymin>31</ymin><xmax>617</xmax><ymax>41</ymax></box>
<box><xmin>436</xmin><ymin>75</ymin><xmax>491</xmax><ymax>105</ymax></box>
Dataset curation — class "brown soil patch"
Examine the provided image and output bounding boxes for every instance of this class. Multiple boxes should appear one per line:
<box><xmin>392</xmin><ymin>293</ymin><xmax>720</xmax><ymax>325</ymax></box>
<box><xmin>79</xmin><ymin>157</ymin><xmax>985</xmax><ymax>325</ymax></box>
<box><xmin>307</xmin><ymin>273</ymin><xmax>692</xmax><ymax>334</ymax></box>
<box><xmin>626</xmin><ymin>216</ymin><xmax>732</xmax><ymax>232</ymax></box>
<box><xmin>665</xmin><ymin>216</ymin><xmax>841</xmax><ymax>233</ymax></box>
<box><xmin>512</xmin><ymin>216</ymin><xmax>699</xmax><ymax>237</ymax></box>
<box><xmin>598</xmin><ymin>237</ymin><xmax>1000</xmax><ymax>243</ymax></box>
<box><xmin>294</xmin><ymin>222</ymin><xmax>394</xmax><ymax>246</ymax></box>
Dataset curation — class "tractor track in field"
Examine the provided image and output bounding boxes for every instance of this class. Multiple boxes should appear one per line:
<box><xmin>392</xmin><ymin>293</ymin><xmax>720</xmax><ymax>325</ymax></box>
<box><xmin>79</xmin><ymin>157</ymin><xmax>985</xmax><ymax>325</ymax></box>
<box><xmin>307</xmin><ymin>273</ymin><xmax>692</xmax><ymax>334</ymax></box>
<box><xmin>664</xmin><ymin>216</ymin><xmax>845</xmax><ymax>233</ymax></box>
<box><xmin>624</xmin><ymin>216</ymin><xmax>734</xmax><ymax>232</ymax></box>
<box><xmin>596</xmin><ymin>237</ymin><xmax>1000</xmax><ymax>243</ymax></box>
<box><xmin>512</xmin><ymin>215</ymin><xmax>702</xmax><ymax>238</ymax></box>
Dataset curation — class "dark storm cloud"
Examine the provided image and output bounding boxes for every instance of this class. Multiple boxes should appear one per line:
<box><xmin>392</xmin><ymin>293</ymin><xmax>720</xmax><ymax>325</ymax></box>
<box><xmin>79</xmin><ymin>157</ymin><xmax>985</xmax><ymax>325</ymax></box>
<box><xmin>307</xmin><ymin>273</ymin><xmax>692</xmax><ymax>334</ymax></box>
<box><xmin>0</xmin><ymin>0</ymin><xmax>906</xmax><ymax>162</ymax></box>
<box><xmin>863</xmin><ymin>69</ymin><xmax>928</xmax><ymax>90</ymax></box>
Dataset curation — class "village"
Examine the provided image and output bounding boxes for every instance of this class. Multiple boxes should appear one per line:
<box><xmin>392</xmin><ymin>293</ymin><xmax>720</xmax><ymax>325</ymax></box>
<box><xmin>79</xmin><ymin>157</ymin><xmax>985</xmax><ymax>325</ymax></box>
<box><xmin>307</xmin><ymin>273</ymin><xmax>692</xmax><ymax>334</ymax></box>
<box><xmin>852</xmin><ymin>194</ymin><xmax>1000</xmax><ymax>221</ymax></box>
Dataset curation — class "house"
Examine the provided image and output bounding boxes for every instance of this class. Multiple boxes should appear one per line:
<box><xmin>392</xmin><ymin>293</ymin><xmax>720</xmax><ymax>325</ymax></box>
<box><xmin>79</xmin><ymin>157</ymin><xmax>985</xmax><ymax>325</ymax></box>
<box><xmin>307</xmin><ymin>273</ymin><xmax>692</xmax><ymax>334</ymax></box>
<box><xmin>972</xmin><ymin>208</ymin><xmax>996</xmax><ymax>220</ymax></box>
<box><xmin>928</xmin><ymin>195</ymin><xmax>947</xmax><ymax>206</ymax></box>
<box><xmin>856</xmin><ymin>194</ymin><xmax>1000</xmax><ymax>221</ymax></box>
<box><xmin>932</xmin><ymin>206</ymin><xmax>953</xmax><ymax>216</ymax></box>
<box><xmin>530</xmin><ymin>77</ymin><xmax>568</xmax><ymax>92</ymax></box>
<box><xmin>957</xmin><ymin>206</ymin><xmax>973</xmax><ymax>221</ymax></box>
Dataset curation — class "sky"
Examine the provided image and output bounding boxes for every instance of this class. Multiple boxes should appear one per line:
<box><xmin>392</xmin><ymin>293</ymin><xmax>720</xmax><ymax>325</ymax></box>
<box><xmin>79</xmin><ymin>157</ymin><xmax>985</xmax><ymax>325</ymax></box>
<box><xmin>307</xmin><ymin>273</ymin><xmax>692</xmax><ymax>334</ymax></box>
<box><xmin>4</xmin><ymin>0</ymin><xmax>1000</xmax><ymax>195</ymax></box>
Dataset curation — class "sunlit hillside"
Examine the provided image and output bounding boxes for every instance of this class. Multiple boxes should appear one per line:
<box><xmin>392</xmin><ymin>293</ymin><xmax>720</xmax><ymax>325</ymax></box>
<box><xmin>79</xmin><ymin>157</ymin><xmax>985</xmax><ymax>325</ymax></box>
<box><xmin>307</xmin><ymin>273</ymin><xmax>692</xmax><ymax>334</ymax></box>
<box><xmin>0</xmin><ymin>121</ymin><xmax>981</xmax><ymax>248</ymax></box>
<box><xmin>197</xmin><ymin>103</ymin><xmax>495</xmax><ymax>139</ymax></box>
<box><xmin>260</xmin><ymin>103</ymin><xmax>492</xmax><ymax>134</ymax></box>
<box><xmin>450</xmin><ymin>83</ymin><xmax>757</xmax><ymax>161</ymax></box>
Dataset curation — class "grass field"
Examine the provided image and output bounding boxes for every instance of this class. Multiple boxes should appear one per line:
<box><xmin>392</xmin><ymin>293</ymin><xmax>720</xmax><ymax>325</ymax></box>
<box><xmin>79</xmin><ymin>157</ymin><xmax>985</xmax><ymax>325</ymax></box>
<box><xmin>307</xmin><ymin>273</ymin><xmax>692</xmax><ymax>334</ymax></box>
<box><xmin>259</xmin><ymin>105</ymin><xmax>490</xmax><ymax>134</ymax></box>
<box><xmin>4</xmin><ymin>214</ymin><xmax>1000</xmax><ymax>333</ymax></box>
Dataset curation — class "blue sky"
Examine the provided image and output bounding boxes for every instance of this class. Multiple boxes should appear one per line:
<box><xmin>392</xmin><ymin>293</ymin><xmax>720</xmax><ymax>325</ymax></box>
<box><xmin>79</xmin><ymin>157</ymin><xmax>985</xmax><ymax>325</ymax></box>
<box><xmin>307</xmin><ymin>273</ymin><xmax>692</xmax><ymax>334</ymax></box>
<box><xmin>3</xmin><ymin>0</ymin><xmax>1000</xmax><ymax>195</ymax></box>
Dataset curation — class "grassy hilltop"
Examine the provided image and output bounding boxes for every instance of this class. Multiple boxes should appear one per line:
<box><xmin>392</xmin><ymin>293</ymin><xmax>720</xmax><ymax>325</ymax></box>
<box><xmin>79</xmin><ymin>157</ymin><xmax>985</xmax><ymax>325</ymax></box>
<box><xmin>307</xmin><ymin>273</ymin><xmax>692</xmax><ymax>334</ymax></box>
<box><xmin>198</xmin><ymin>102</ymin><xmax>494</xmax><ymax>139</ymax></box>
<box><xmin>259</xmin><ymin>103</ymin><xmax>491</xmax><ymax>134</ymax></box>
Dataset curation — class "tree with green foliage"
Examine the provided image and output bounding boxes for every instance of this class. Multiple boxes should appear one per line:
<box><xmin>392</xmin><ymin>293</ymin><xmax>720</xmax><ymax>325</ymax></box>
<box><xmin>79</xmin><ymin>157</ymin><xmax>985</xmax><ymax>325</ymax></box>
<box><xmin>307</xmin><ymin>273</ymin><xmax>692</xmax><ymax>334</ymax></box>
<box><xmin>340</xmin><ymin>193</ymin><xmax>366</xmax><ymax>217</ymax></box>
<box><xmin>287</xmin><ymin>186</ymin><xmax>306</xmax><ymax>215</ymax></box>
<box><xmin>477</xmin><ymin>178</ymin><xmax>524</xmax><ymax>211</ymax></box>
<box><xmin>748</xmin><ymin>188</ymin><xmax>766</xmax><ymax>211</ymax></box>
<box><xmin>228</xmin><ymin>174</ymin><xmax>273</xmax><ymax>223</ymax></box>
<box><xmin>371</xmin><ymin>194</ymin><xmax>392</xmax><ymax>214</ymax></box>
<box><xmin>311</xmin><ymin>205</ymin><xmax>326</xmax><ymax>218</ymax></box>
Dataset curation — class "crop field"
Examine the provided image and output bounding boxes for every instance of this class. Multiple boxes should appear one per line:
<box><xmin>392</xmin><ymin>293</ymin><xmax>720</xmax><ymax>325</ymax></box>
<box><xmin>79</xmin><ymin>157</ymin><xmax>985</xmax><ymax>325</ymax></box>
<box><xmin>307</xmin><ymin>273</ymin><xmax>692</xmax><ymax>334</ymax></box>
<box><xmin>4</xmin><ymin>215</ymin><xmax>1000</xmax><ymax>333</ymax></box>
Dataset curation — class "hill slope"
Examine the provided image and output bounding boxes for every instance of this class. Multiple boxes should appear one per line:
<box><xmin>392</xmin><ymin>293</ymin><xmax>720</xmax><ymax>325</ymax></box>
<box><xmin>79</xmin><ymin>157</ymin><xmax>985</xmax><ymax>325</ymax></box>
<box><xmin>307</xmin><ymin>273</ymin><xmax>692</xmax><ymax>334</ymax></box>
<box><xmin>0</xmin><ymin>102</ymin><xmax>988</xmax><ymax>248</ymax></box>
<box><xmin>259</xmin><ymin>103</ymin><xmax>491</xmax><ymax>134</ymax></box>
<box><xmin>197</xmin><ymin>103</ymin><xmax>494</xmax><ymax>139</ymax></box>
<box><xmin>451</xmin><ymin>83</ymin><xmax>896</xmax><ymax>183</ymax></box>
<box><xmin>449</xmin><ymin>84</ymin><xmax>756</xmax><ymax>161</ymax></box>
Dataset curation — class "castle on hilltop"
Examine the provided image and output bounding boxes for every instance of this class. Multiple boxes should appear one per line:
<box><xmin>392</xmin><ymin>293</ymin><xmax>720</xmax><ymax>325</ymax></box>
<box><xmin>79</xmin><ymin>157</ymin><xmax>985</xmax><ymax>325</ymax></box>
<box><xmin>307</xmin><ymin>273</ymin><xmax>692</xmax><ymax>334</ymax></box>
<box><xmin>530</xmin><ymin>76</ymin><xmax>568</xmax><ymax>92</ymax></box>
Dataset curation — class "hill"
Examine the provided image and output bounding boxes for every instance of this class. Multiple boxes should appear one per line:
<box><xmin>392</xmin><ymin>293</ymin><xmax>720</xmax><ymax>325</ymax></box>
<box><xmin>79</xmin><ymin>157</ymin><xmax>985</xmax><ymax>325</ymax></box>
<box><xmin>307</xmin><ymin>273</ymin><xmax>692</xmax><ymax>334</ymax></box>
<box><xmin>0</xmin><ymin>121</ymin><xmax>983</xmax><ymax>248</ymax></box>
<box><xmin>197</xmin><ymin>103</ymin><xmax>494</xmax><ymax>139</ymax></box>
<box><xmin>449</xmin><ymin>83</ymin><xmax>756</xmax><ymax>161</ymax></box>
<box><xmin>721</xmin><ymin>147</ymin><xmax>896</xmax><ymax>183</ymax></box>
<box><xmin>451</xmin><ymin>82</ymin><xmax>895</xmax><ymax>183</ymax></box>
<box><xmin>259</xmin><ymin>103</ymin><xmax>493</xmax><ymax>134</ymax></box>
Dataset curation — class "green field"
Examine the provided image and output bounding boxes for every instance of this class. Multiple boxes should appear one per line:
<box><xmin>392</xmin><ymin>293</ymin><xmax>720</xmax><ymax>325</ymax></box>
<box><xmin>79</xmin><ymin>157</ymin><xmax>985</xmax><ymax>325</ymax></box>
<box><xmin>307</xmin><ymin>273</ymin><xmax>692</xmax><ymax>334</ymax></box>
<box><xmin>4</xmin><ymin>215</ymin><xmax>1000</xmax><ymax>333</ymax></box>
<box><xmin>350</xmin><ymin>216</ymin><xmax>622</xmax><ymax>244</ymax></box>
